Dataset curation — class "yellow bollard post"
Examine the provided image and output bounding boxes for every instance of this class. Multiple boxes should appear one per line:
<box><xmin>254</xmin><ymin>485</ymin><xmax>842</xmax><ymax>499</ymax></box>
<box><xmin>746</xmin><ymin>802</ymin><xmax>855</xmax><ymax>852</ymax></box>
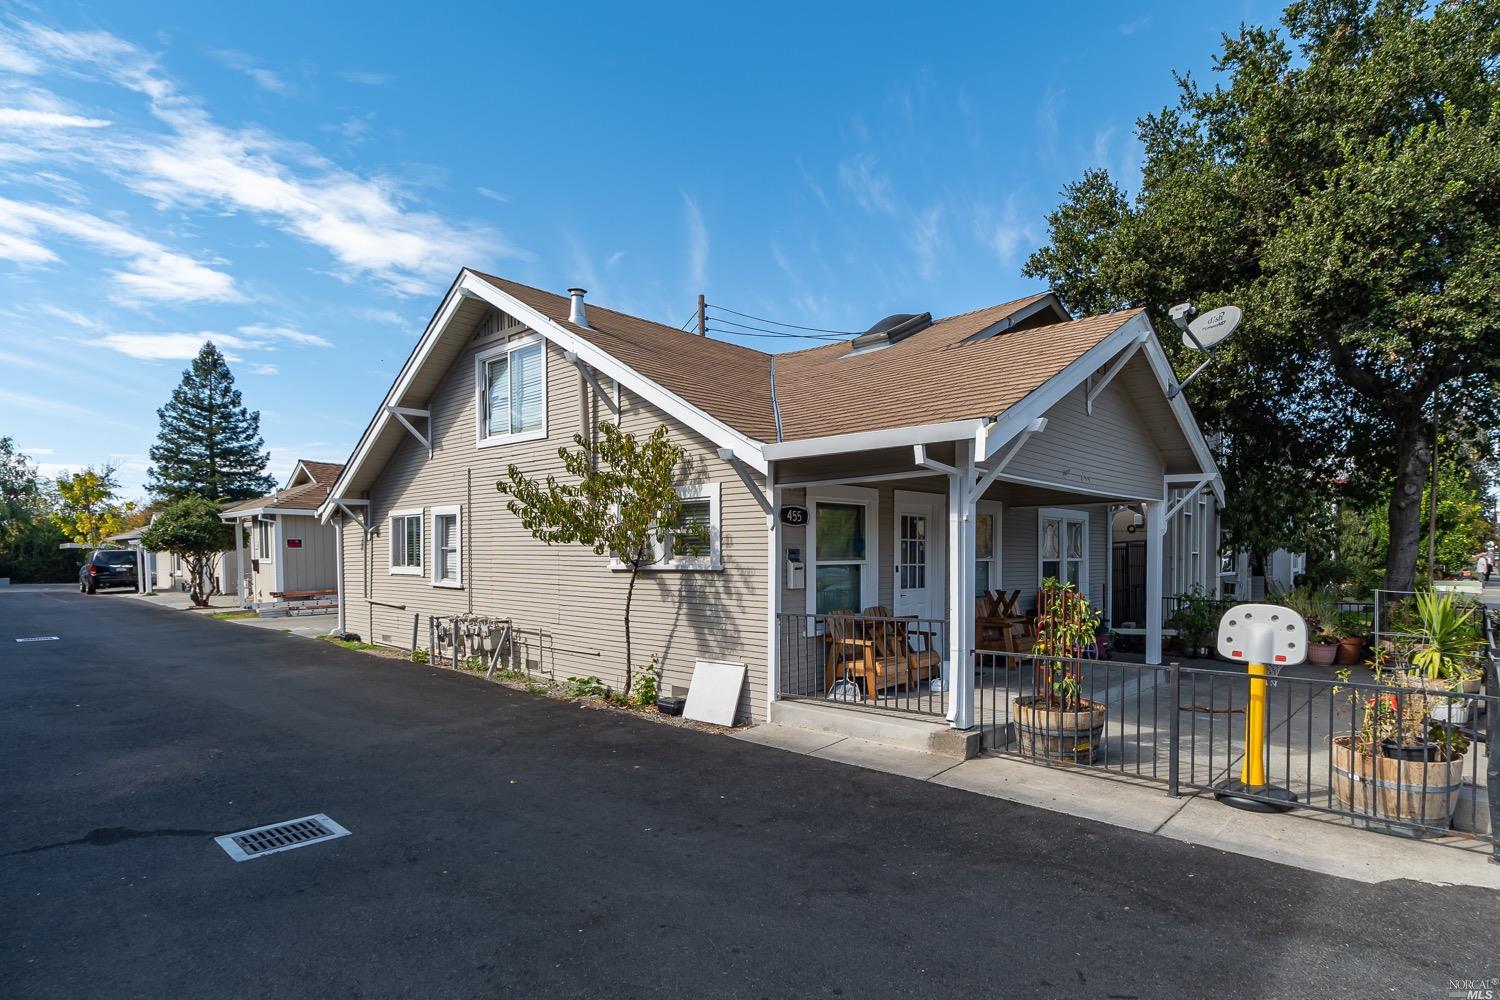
<box><xmin>1239</xmin><ymin>662</ymin><xmax>1268</xmax><ymax>789</ymax></box>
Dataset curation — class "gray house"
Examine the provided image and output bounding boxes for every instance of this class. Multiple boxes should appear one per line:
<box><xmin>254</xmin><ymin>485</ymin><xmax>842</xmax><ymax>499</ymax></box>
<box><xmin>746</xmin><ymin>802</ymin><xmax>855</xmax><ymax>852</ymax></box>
<box><xmin>319</xmin><ymin>269</ymin><xmax>1225</xmax><ymax>725</ymax></box>
<box><xmin>221</xmin><ymin>460</ymin><xmax>343</xmax><ymax>613</ymax></box>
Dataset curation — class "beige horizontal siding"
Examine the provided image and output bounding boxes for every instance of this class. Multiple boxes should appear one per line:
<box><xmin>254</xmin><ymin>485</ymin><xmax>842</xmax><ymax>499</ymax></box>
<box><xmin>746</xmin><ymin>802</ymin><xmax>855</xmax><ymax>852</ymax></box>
<box><xmin>345</xmin><ymin>315</ymin><xmax>769</xmax><ymax>721</ymax></box>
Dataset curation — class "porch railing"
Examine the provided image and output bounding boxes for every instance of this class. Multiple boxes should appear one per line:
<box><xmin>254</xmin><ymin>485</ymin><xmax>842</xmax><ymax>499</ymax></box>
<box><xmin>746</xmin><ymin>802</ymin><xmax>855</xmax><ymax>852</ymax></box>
<box><xmin>976</xmin><ymin>624</ymin><xmax>1499</xmax><ymax>852</ymax></box>
<box><xmin>776</xmin><ymin>612</ymin><xmax>948</xmax><ymax>717</ymax></box>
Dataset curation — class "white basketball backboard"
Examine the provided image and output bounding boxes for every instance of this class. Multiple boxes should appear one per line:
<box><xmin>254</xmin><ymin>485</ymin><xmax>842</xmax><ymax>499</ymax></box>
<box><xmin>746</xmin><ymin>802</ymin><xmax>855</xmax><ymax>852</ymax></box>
<box><xmin>1215</xmin><ymin>603</ymin><xmax>1307</xmax><ymax>666</ymax></box>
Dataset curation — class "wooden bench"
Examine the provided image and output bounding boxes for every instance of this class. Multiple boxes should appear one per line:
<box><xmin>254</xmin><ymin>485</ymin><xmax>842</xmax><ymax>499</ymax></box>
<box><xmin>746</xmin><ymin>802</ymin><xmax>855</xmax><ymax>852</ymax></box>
<box><xmin>271</xmin><ymin>589</ymin><xmax>337</xmax><ymax>600</ymax></box>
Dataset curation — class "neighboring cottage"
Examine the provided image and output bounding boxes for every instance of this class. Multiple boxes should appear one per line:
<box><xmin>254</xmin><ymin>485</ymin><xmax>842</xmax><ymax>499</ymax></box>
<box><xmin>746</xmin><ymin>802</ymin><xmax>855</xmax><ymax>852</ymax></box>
<box><xmin>319</xmin><ymin>269</ymin><xmax>1226</xmax><ymax>725</ymax></box>
<box><xmin>221</xmin><ymin>460</ymin><xmax>344</xmax><ymax>614</ymax></box>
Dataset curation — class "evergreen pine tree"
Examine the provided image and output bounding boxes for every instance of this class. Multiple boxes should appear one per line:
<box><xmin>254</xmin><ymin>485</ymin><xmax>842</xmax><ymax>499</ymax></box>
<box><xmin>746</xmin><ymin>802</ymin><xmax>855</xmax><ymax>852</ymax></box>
<box><xmin>147</xmin><ymin>342</ymin><xmax>276</xmax><ymax>504</ymax></box>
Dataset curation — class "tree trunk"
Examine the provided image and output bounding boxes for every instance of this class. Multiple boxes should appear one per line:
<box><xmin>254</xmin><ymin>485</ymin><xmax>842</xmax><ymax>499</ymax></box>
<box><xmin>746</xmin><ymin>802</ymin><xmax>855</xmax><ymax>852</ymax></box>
<box><xmin>1382</xmin><ymin>415</ymin><xmax>1431</xmax><ymax>594</ymax></box>
<box><xmin>622</xmin><ymin>565</ymin><xmax>638</xmax><ymax>699</ymax></box>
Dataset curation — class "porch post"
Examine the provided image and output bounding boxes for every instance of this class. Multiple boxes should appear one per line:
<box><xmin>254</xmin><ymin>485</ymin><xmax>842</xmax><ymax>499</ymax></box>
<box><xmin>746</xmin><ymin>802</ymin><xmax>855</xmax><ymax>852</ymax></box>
<box><xmin>765</xmin><ymin>462</ymin><xmax>780</xmax><ymax>718</ymax></box>
<box><xmin>1145</xmin><ymin>497</ymin><xmax>1165</xmax><ymax>665</ymax></box>
<box><xmin>946</xmin><ymin>440</ymin><xmax>976</xmax><ymax>729</ymax></box>
<box><xmin>234</xmin><ymin>516</ymin><xmax>247</xmax><ymax>606</ymax></box>
<box><xmin>333</xmin><ymin>513</ymin><xmax>347</xmax><ymax>635</ymax></box>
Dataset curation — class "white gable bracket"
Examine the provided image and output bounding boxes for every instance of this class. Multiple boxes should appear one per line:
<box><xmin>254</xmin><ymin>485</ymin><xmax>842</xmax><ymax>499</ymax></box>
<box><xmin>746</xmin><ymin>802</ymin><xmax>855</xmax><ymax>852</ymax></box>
<box><xmin>1160</xmin><ymin>474</ymin><xmax>1214</xmax><ymax>533</ymax></box>
<box><xmin>563</xmin><ymin>350</ymin><xmax>620</xmax><ymax>416</ymax></box>
<box><xmin>335</xmin><ymin>499</ymin><xmax>370</xmax><ymax>531</ymax></box>
<box><xmin>969</xmin><ymin>418</ymin><xmax>1046</xmax><ymax>504</ymax></box>
<box><xmin>1086</xmin><ymin>331</ymin><xmax>1147</xmax><ymax>415</ymax></box>
<box><xmin>717</xmin><ymin>449</ymin><xmax>773</xmax><ymax>516</ymax></box>
<box><xmin>913</xmin><ymin>443</ymin><xmax>960</xmax><ymax>478</ymax></box>
<box><xmin>385</xmin><ymin>405</ymin><xmax>431</xmax><ymax>457</ymax></box>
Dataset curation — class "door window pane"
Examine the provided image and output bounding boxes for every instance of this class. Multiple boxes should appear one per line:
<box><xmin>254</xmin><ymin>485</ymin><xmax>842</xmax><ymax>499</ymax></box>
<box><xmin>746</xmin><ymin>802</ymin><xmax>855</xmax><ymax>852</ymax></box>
<box><xmin>816</xmin><ymin>565</ymin><xmax>861</xmax><ymax>615</ymax></box>
<box><xmin>899</xmin><ymin>513</ymin><xmax>926</xmax><ymax>590</ymax></box>
<box><xmin>815</xmin><ymin>503</ymin><xmax>865</xmax><ymax>561</ymax></box>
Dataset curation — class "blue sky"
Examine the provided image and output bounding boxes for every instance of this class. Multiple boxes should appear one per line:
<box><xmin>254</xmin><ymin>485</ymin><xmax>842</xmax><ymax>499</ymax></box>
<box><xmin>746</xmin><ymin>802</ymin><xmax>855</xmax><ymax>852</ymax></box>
<box><xmin>0</xmin><ymin>0</ymin><xmax>1281</xmax><ymax>498</ymax></box>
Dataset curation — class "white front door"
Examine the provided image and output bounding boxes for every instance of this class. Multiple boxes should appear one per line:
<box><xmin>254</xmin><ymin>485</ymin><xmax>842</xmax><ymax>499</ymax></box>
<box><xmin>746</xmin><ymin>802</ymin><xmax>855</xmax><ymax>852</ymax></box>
<box><xmin>894</xmin><ymin>492</ymin><xmax>944</xmax><ymax>621</ymax></box>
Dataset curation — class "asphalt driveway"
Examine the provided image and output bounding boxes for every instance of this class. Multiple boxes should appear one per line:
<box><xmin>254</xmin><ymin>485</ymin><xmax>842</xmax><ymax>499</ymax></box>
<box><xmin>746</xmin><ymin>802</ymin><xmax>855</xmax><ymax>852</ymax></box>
<box><xmin>2</xmin><ymin>585</ymin><xmax>1497</xmax><ymax>999</ymax></box>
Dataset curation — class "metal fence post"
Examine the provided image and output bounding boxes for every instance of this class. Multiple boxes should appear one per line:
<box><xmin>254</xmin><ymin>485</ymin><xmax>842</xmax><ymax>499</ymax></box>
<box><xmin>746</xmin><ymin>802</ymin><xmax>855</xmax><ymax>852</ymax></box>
<box><xmin>1486</xmin><ymin>612</ymin><xmax>1499</xmax><ymax>864</ymax></box>
<box><xmin>1168</xmin><ymin>660</ymin><xmax>1181</xmax><ymax>798</ymax></box>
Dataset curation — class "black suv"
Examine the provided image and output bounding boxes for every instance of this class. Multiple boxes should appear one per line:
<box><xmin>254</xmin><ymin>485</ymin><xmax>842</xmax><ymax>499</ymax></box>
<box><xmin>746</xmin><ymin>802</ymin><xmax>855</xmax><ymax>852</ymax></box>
<box><xmin>79</xmin><ymin>548</ymin><xmax>139</xmax><ymax>594</ymax></box>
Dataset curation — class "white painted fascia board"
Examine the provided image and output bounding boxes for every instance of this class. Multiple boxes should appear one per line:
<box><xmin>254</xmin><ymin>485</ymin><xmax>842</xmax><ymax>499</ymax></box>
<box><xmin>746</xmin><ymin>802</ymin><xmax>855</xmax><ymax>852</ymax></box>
<box><xmin>321</xmin><ymin>273</ymin><xmax>470</xmax><ymax>510</ymax></box>
<box><xmin>763</xmin><ymin>419</ymin><xmax>987</xmax><ymax>461</ymax></box>
<box><xmin>980</xmin><ymin>313</ymin><xmax>1150</xmax><ymax>462</ymax></box>
<box><xmin>458</xmin><ymin>273</ymin><xmax>768</xmax><ymax>473</ymax></box>
<box><xmin>1135</xmin><ymin>322</ymin><xmax>1226</xmax><ymax>504</ymax></box>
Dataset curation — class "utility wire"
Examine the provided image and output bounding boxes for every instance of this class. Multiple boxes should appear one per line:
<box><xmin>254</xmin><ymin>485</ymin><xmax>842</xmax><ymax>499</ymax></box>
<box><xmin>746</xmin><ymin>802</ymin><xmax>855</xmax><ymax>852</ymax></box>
<box><xmin>706</xmin><ymin>315</ymin><xmax>846</xmax><ymax>341</ymax></box>
<box><xmin>704</xmin><ymin>324</ymin><xmax>843</xmax><ymax>343</ymax></box>
<box><xmin>707</xmin><ymin>303</ymin><xmax>859</xmax><ymax>336</ymax></box>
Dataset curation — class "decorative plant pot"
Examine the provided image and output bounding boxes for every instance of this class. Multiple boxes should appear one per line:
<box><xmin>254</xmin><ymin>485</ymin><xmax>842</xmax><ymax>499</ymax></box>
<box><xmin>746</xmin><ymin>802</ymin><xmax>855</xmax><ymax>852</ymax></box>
<box><xmin>1428</xmin><ymin>697</ymin><xmax>1474</xmax><ymax>726</ymax></box>
<box><xmin>1379</xmin><ymin>739</ymin><xmax>1441</xmax><ymax>762</ymax></box>
<box><xmin>1012</xmin><ymin>696</ymin><xmax>1107</xmax><ymax>765</ymax></box>
<box><xmin>1335</xmin><ymin>637</ymin><xmax>1365</xmax><ymax>665</ymax></box>
<box><xmin>1331</xmin><ymin>735</ymin><xmax>1464</xmax><ymax>834</ymax></box>
<box><xmin>1306</xmin><ymin>642</ymin><xmax>1338</xmax><ymax>666</ymax></box>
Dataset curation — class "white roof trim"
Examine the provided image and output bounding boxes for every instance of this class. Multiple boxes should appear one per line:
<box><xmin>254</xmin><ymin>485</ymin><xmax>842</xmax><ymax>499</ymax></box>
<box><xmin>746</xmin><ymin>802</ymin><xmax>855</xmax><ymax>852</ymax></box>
<box><xmin>320</xmin><ymin>271</ymin><xmax>769</xmax><ymax>521</ymax></box>
<box><xmin>977</xmin><ymin>311</ymin><xmax>1223</xmax><ymax>503</ymax></box>
<box><xmin>762</xmin><ymin>419</ymin><xmax>988</xmax><ymax>461</ymax></box>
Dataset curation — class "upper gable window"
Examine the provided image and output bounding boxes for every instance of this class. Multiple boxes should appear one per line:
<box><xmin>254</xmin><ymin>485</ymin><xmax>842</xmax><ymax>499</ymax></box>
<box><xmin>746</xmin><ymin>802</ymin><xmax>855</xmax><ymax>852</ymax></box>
<box><xmin>475</xmin><ymin>335</ymin><xmax>546</xmax><ymax>447</ymax></box>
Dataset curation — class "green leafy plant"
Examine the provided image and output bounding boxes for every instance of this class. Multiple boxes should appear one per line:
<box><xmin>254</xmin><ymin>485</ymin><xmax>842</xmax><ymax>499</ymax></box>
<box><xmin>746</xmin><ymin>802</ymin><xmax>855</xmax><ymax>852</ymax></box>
<box><xmin>1409</xmin><ymin>590</ymin><xmax>1482</xmax><ymax>684</ymax></box>
<box><xmin>501</xmin><ymin>422</ymin><xmax>701</xmax><ymax>699</ymax></box>
<box><xmin>630</xmin><ymin>654</ymin><xmax>661</xmax><ymax>707</ymax></box>
<box><xmin>1280</xmin><ymin>587</ymin><xmax>1339</xmax><ymax>642</ymax></box>
<box><xmin>563</xmin><ymin>675</ymin><xmax>608</xmax><ymax>699</ymax></box>
<box><xmin>1166</xmin><ymin>588</ymin><xmax>1220</xmax><ymax>653</ymax></box>
<box><xmin>411</xmin><ymin>647</ymin><xmax>430</xmax><ymax>664</ymax></box>
<box><xmin>1031</xmin><ymin>578</ymin><xmax>1102</xmax><ymax>712</ymax></box>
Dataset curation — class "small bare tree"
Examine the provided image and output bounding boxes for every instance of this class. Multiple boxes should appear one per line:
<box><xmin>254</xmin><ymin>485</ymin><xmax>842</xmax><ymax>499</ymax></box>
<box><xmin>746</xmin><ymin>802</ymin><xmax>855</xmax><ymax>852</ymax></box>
<box><xmin>500</xmin><ymin>423</ymin><xmax>699</xmax><ymax>697</ymax></box>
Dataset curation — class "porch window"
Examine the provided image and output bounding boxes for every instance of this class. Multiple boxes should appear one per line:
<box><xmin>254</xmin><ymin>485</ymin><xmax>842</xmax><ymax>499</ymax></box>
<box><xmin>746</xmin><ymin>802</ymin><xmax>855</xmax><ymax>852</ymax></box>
<box><xmin>1039</xmin><ymin>508</ymin><xmax>1087</xmax><ymax>592</ymax></box>
<box><xmin>389</xmin><ymin>509</ymin><xmax>423</xmax><ymax>574</ymax></box>
<box><xmin>431</xmin><ymin>505</ymin><xmax>461</xmax><ymax>587</ymax></box>
<box><xmin>815</xmin><ymin>501</ymin><xmax>866</xmax><ymax>614</ymax></box>
<box><xmin>974</xmin><ymin>503</ymin><xmax>1002</xmax><ymax>596</ymax></box>
<box><xmin>476</xmin><ymin>336</ymin><xmax>546</xmax><ymax>446</ymax></box>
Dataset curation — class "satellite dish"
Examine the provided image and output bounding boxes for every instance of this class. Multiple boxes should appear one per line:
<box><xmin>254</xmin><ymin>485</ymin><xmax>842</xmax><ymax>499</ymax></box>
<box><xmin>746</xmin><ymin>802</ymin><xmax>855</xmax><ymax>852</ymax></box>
<box><xmin>1182</xmin><ymin>305</ymin><xmax>1241</xmax><ymax>351</ymax></box>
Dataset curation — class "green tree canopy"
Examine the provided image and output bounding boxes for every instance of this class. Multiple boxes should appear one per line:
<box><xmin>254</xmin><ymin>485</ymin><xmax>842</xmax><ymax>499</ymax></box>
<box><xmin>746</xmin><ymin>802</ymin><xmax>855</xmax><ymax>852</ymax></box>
<box><xmin>147</xmin><ymin>341</ymin><xmax>275</xmax><ymax>504</ymax></box>
<box><xmin>140</xmin><ymin>495</ymin><xmax>233</xmax><ymax>606</ymax></box>
<box><xmin>499</xmin><ymin>422</ymin><xmax>696</xmax><ymax>697</ymax></box>
<box><xmin>1</xmin><ymin>436</ymin><xmax>46</xmax><ymax>547</ymax></box>
<box><xmin>52</xmin><ymin>464</ymin><xmax>131</xmax><ymax>549</ymax></box>
<box><xmin>1023</xmin><ymin>0</ymin><xmax>1500</xmax><ymax>591</ymax></box>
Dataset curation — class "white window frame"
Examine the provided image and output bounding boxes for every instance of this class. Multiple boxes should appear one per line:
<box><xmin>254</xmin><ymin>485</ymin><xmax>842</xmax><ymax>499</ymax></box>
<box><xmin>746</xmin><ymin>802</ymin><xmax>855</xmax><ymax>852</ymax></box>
<box><xmin>805</xmin><ymin>485</ymin><xmax>880</xmax><ymax>616</ymax></box>
<box><xmin>474</xmin><ymin>333</ymin><xmax>548</xmax><ymax>448</ymax></box>
<box><xmin>975</xmin><ymin>500</ymin><xmax>1003</xmax><ymax>595</ymax></box>
<box><xmin>431</xmin><ymin>505</ymin><xmax>462</xmax><ymax>588</ymax></box>
<box><xmin>253</xmin><ymin>518</ymin><xmax>274</xmax><ymax>561</ymax></box>
<box><xmin>1038</xmin><ymin>507</ymin><xmax>1089</xmax><ymax>595</ymax></box>
<box><xmin>609</xmin><ymin>483</ymin><xmax>722</xmax><ymax>572</ymax></box>
<box><xmin>389</xmin><ymin>507</ymin><xmax>424</xmax><ymax>575</ymax></box>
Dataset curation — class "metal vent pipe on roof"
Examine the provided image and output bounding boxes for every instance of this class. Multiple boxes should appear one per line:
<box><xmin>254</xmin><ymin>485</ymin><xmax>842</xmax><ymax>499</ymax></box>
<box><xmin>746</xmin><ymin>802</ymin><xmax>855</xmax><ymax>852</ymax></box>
<box><xmin>567</xmin><ymin>287</ymin><xmax>589</xmax><ymax>328</ymax></box>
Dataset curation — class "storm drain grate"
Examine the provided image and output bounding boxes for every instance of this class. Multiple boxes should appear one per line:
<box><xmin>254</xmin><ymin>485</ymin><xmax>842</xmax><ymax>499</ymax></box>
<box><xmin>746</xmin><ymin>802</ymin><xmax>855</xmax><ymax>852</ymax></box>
<box><xmin>214</xmin><ymin>813</ymin><xmax>350</xmax><ymax>862</ymax></box>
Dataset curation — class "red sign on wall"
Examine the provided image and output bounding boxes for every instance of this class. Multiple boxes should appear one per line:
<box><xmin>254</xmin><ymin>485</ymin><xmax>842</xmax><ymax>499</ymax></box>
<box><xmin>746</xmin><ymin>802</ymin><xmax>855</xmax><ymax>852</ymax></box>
<box><xmin>285</xmin><ymin>538</ymin><xmax>303</xmax><ymax>549</ymax></box>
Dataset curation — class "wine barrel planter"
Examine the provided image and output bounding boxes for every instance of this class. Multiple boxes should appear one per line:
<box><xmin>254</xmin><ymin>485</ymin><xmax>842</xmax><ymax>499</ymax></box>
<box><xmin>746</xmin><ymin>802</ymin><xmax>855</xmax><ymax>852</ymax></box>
<box><xmin>1331</xmin><ymin>735</ymin><xmax>1464</xmax><ymax>834</ymax></box>
<box><xmin>1012</xmin><ymin>697</ymin><xmax>1107</xmax><ymax>765</ymax></box>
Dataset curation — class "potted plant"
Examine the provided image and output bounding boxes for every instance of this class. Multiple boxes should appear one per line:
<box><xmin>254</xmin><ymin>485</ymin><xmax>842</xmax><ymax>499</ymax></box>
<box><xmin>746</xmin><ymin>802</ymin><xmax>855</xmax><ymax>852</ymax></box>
<box><xmin>1166</xmin><ymin>589</ymin><xmax>1218</xmax><ymax>658</ymax></box>
<box><xmin>1332</xmin><ymin>686</ymin><xmax>1469</xmax><ymax>834</ymax></box>
<box><xmin>1013</xmin><ymin>579</ymin><xmax>1106</xmax><ymax>764</ymax></box>
<box><xmin>1399</xmin><ymin>590</ymin><xmax>1483</xmax><ymax>724</ymax></box>
<box><xmin>1282</xmin><ymin>587</ymin><xmax>1339</xmax><ymax>666</ymax></box>
<box><xmin>1333</xmin><ymin>612</ymin><xmax>1368</xmax><ymax>665</ymax></box>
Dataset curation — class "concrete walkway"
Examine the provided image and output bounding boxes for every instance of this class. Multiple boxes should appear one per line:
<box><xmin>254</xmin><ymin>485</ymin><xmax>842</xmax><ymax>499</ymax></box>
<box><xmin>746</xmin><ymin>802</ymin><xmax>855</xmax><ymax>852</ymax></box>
<box><xmin>733</xmin><ymin>723</ymin><xmax>1500</xmax><ymax>889</ymax></box>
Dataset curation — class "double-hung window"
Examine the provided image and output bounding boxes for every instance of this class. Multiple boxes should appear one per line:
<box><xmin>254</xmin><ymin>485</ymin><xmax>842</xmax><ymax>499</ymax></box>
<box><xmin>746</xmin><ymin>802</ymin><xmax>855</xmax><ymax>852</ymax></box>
<box><xmin>1039</xmin><ymin>508</ymin><xmax>1088</xmax><ymax>593</ymax></box>
<box><xmin>974</xmin><ymin>501</ymin><xmax>1003</xmax><ymax>596</ymax></box>
<box><xmin>808</xmin><ymin>487</ymin><xmax>878</xmax><ymax>615</ymax></box>
<box><xmin>431</xmin><ymin>506</ymin><xmax>461</xmax><ymax>587</ymax></box>
<box><xmin>610</xmin><ymin>484</ymin><xmax>722</xmax><ymax>571</ymax></box>
<box><xmin>254</xmin><ymin>518</ymin><xmax>273</xmax><ymax>561</ymax></box>
<box><xmin>476</xmin><ymin>335</ymin><xmax>546</xmax><ymax>446</ymax></box>
<box><xmin>389</xmin><ymin>509</ymin><xmax>423</xmax><ymax>575</ymax></box>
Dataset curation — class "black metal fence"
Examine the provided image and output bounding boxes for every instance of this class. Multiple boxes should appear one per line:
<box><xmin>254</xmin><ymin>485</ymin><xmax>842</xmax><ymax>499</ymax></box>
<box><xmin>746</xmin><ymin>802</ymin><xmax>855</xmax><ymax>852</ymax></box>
<box><xmin>974</xmin><ymin>628</ymin><xmax>1499</xmax><ymax>852</ymax></box>
<box><xmin>776</xmin><ymin>612</ymin><xmax>948</xmax><ymax>717</ymax></box>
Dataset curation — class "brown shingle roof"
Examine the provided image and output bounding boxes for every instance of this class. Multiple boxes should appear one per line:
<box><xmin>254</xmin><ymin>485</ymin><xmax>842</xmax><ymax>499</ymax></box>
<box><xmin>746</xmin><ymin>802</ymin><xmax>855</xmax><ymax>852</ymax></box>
<box><xmin>222</xmin><ymin>463</ymin><xmax>344</xmax><ymax>515</ymax></box>
<box><xmin>466</xmin><ymin>270</ymin><xmax>1141</xmax><ymax>445</ymax></box>
<box><xmin>297</xmin><ymin>460</ymin><xmax>344</xmax><ymax>485</ymax></box>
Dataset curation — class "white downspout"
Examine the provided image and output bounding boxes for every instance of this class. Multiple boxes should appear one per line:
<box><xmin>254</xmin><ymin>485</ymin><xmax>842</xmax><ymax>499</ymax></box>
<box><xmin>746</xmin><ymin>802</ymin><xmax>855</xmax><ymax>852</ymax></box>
<box><xmin>1145</xmin><ymin>497</ymin><xmax>1165</xmax><ymax>665</ymax></box>
<box><xmin>333</xmin><ymin>513</ymin><xmax>347</xmax><ymax>635</ymax></box>
<box><xmin>765</xmin><ymin>461</ymin><xmax>780</xmax><ymax>720</ymax></box>
<box><xmin>235</xmin><ymin>517</ymin><xmax>248</xmax><ymax>607</ymax></box>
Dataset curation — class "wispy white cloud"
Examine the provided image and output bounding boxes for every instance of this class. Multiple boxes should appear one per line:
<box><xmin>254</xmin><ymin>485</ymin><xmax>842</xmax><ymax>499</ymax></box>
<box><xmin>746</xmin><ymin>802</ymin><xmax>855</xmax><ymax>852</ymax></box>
<box><xmin>236</xmin><ymin>323</ymin><xmax>332</xmax><ymax>348</ymax></box>
<box><xmin>1119</xmin><ymin>15</ymin><xmax>1151</xmax><ymax>36</ymax></box>
<box><xmin>796</xmin><ymin>158</ymin><xmax>830</xmax><ymax>211</ymax></box>
<box><xmin>0</xmin><ymin>38</ymin><xmax>40</xmax><ymax>73</ymax></box>
<box><xmin>0</xmin><ymin>196</ymin><xmax>239</xmax><ymax>302</ymax></box>
<box><xmin>974</xmin><ymin>194</ymin><xmax>1037</xmax><ymax>268</ymax></box>
<box><xmin>0</xmin><ymin>388</ymin><xmax>94</xmax><ymax>420</ymax></box>
<box><xmin>3</xmin><ymin>20</ymin><xmax>519</xmax><ymax>296</ymax></box>
<box><xmin>247</xmin><ymin>362</ymin><xmax>278</xmax><ymax>375</ymax></box>
<box><xmin>908</xmin><ymin>204</ymin><xmax>944</xmax><ymax>280</ymax></box>
<box><xmin>1036</xmin><ymin>83</ymin><xmax>1065</xmax><ymax>159</ymax></box>
<box><xmin>606</xmin><ymin>250</ymin><xmax>624</xmax><ymax>268</ymax></box>
<box><xmin>95</xmin><ymin>323</ymin><xmax>332</xmax><ymax>361</ymax></box>
<box><xmin>838</xmin><ymin>153</ymin><xmax>897</xmax><ymax>216</ymax></box>
<box><xmin>340</xmin><ymin>70</ymin><xmax>389</xmax><ymax>86</ymax></box>
<box><xmin>0</xmin><ymin>108</ymin><xmax>109</xmax><ymax>128</ymax></box>
<box><xmin>208</xmin><ymin>49</ymin><xmax>289</xmax><ymax>94</ymax></box>
<box><xmin>682</xmin><ymin>192</ymin><xmax>708</xmax><ymax>288</ymax></box>
<box><xmin>475</xmin><ymin>186</ymin><xmax>509</xmax><ymax>204</ymax></box>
